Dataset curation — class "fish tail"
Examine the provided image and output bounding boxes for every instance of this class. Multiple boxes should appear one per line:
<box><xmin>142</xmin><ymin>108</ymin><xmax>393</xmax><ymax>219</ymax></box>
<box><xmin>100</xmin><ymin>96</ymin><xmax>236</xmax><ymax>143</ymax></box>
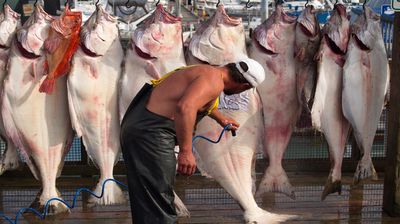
<box><xmin>39</xmin><ymin>77</ymin><xmax>56</xmax><ymax>94</ymax></box>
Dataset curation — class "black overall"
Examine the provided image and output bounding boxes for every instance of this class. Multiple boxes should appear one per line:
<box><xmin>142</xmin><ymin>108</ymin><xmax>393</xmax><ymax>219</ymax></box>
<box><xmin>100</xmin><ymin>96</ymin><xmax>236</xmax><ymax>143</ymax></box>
<box><xmin>121</xmin><ymin>83</ymin><xmax>178</xmax><ymax>223</ymax></box>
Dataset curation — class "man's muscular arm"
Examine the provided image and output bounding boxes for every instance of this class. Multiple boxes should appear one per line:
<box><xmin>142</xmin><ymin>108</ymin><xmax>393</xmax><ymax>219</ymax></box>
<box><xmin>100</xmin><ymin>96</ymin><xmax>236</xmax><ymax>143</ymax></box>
<box><xmin>174</xmin><ymin>72</ymin><xmax>223</xmax><ymax>176</ymax></box>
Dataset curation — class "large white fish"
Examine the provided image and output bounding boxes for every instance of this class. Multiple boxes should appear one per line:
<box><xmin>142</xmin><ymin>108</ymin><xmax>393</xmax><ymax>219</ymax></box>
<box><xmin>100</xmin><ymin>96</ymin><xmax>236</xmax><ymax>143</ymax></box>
<box><xmin>1</xmin><ymin>5</ymin><xmax>73</xmax><ymax>214</ymax></box>
<box><xmin>248</xmin><ymin>4</ymin><xmax>299</xmax><ymax>199</ymax></box>
<box><xmin>119</xmin><ymin>4</ymin><xmax>186</xmax><ymax>121</ymax></box>
<box><xmin>311</xmin><ymin>4</ymin><xmax>350</xmax><ymax>200</ymax></box>
<box><xmin>294</xmin><ymin>5</ymin><xmax>321</xmax><ymax>111</ymax></box>
<box><xmin>189</xmin><ymin>5</ymin><xmax>294</xmax><ymax>223</ymax></box>
<box><xmin>0</xmin><ymin>5</ymin><xmax>20</xmax><ymax>175</ymax></box>
<box><xmin>67</xmin><ymin>4</ymin><xmax>126</xmax><ymax>206</ymax></box>
<box><xmin>342</xmin><ymin>6</ymin><xmax>389</xmax><ymax>184</ymax></box>
<box><xmin>118</xmin><ymin>4</ymin><xmax>189</xmax><ymax>216</ymax></box>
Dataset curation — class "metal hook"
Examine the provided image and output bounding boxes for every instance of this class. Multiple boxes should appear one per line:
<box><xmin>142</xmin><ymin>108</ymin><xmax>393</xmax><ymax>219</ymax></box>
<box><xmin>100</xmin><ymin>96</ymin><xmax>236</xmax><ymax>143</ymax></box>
<box><xmin>245</xmin><ymin>0</ymin><xmax>252</xmax><ymax>8</ymax></box>
<box><xmin>34</xmin><ymin>0</ymin><xmax>38</xmax><ymax>7</ymax></box>
<box><xmin>2</xmin><ymin>0</ymin><xmax>7</xmax><ymax>9</ymax></box>
<box><xmin>95</xmin><ymin>0</ymin><xmax>100</xmax><ymax>6</ymax></box>
<box><xmin>305</xmin><ymin>0</ymin><xmax>309</xmax><ymax>7</ymax></box>
<box><xmin>155</xmin><ymin>0</ymin><xmax>160</xmax><ymax>6</ymax></box>
<box><xmin>363</xmin><ymin>0</ymin><xmax>367</xmax><ymax>9</ymax></box>
<box><xmin>125</xmin><ymin>0</ymin><xmax>132</xmax><ymax>8</ymax></box>
<box><xmin>216</xmin><ymin>0</ymin><xmax>221</xmax><ymax>8</ymax></box>
<box><xmin>65</xmin><ymin>0</ymin><xmax>69</xmax><ymax>7</ymax></box>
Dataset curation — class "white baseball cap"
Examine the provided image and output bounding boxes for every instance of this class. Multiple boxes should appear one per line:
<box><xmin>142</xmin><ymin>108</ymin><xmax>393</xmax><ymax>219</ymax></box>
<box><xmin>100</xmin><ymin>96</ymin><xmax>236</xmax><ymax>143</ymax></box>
<box><xmin>235</xmin><ymin>57</ymin><xmax>265</xmax><ymax>87</ymax></box>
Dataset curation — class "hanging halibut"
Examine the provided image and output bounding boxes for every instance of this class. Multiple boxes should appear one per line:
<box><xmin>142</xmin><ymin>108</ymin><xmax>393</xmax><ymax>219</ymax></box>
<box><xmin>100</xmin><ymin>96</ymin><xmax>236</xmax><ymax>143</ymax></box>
<box><xmin>119</xmin><ymin>4</ymin><xmax>186</xmax><ymax>121</ymax></box>
<box><xmin>189</xmin><ymin>5</ymin><xmax>293</xmax><ymax>223</ymax></box>
<box><xmin>342</xmin><ymin>6</ymin><xmax>389</xmax><ymax>184</ymax></box>
<box><xmin>118</xmin><ymin>4</ymin><xmax>189</xmax><ymax>216</ymax></box>
<box><xmin>0</xmin><ymin>5</ymin><xmax>20</xmax><ymax>175</ymax></box>
<box><xmin>310</xmin><ymin>4</ymin><xmax>350</xmax><ymax>200</ymax></box>
<box><xmin>67</xmin><ymin>4</ymin><xmax>126</xmax><ymax>206</ymax></box>
<box><xmin>1</xmin><ymin>5</ymin><xmax>73</xmax><ymax>214</ymax></box>
<box><xmin>248</xmin><ymin>4</ymin><xmax>299</xmax><ymax>199</ymax></box>
<box><xmin>295</xmin><ymin>5</ymin><xmax>321</xmax><ymax>111</ymax></box>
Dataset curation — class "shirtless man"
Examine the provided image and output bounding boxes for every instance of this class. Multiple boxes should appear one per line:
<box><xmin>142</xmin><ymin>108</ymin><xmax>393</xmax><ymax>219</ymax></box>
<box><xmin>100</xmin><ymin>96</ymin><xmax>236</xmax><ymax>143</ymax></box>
<box><xmin>120</xmin><ymin>57</ymin><xmax>265</xmax><ymax>224</ymax></box>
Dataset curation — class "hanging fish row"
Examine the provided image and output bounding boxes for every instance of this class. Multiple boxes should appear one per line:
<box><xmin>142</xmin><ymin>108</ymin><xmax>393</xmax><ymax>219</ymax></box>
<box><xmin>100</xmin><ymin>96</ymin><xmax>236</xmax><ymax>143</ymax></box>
<box><xmin>0</xmin><ymin>2</ymin><xmax>389</xmax><ymax>223</ymax></box>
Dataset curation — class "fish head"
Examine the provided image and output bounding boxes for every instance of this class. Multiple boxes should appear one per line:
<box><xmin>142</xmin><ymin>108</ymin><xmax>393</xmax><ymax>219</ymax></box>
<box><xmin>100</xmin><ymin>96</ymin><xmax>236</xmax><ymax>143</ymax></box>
<box><xmin>61</xmin><ymin>5</ymin><xmax>82</xmax><ymax>36</ymax></box>
<box><xmin>297</xmin><ymin>5</ymin><xmax>320</xmax><ymax>38</ymax></box>
<box><xmin>0</xmin><ymin>5</ymin><xmax>20</xmax><ymax>48</ymax></box>
<box><xmin>188</xmin><ymin>4</ymin><xmax>246</xmax><ymax>65</ymax></box>
<box><xmin>322</xmin><ymin>3</ymin><xmax>350</xmax><ymax>55</ymax></box>
<box><xmin>17</xmin><ymin>4</ymin><xmax>54</xmax><ymax>56</ymax></box>
<box><xmin>253</xmin><ymin>4</ymin><xmax>296</xmax><ymax>55</ymax></box>
<box><xmin>132</xmin><ymin>4</ymin><xmax>182</xmax><ymax>60</ymax></box>
<box><xmin>351</xmin><ymin>6</ymin><xmax>381</xmax><ymax>51</ymax></box>
<box><xmin>81</xmin><ymin>4</ymin><xmax>118</xmax><ymax>56</ymax></box>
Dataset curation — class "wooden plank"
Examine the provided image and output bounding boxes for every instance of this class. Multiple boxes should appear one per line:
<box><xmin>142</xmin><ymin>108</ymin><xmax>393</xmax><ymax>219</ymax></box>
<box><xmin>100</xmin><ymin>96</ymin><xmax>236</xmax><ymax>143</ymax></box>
<box><xmin>383</xmin><ymin>11</ymin><xmax>400</xmax><ymax>216</ymax></box>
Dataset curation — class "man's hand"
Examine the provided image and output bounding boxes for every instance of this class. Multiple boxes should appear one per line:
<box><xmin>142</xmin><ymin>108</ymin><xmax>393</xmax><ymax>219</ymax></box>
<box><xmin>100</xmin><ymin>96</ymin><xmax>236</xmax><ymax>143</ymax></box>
<box><xmin>218</xmin><ymin>116</ymin><xmax>240</xmax><ymax>131</ymax></box>
<box><xmin>209</xmin><ymin>109</ymin><xmax>240</xmax><ymax>131</ymax></box>
<box><xmin>177</xmin><ymin>151</ymin><xmax>196</xmax><ymax>176</ymax></box>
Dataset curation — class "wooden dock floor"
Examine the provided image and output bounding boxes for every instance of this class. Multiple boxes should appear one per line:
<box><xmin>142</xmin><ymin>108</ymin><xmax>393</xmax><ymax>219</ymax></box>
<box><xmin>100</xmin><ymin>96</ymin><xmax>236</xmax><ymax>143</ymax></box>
<box><xmin>1</xmin><ymin>172</ymin><xmax>400</xmax><ymax>223</ymax></box>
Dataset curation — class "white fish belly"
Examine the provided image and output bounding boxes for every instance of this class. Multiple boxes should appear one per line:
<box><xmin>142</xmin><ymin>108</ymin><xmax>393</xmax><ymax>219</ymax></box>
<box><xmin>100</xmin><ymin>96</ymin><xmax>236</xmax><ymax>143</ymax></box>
<box><xmin>249</xmin><ymin>42</ymin><xmax>299</xmax><ymax>160</ymax></box>
<box><xmin>194</xmin><ymin>90</ymin><xmax>263</xmax><ymax>210</ymax></box>
<box><xmin>68</xmin><ymin>49</ymin><xmax>122</xmax><ymax>171</ymax></box>
<box><xmin>311</xmin><ymin>45</ymin><xmax>349</xmax><ymax>148</ymax></box>
<box><xmin>2</xmin><ymin>50</ymin><xmax>72</xmax><ymax>180</ymax></box>
<box><xmin>342</xmin><ymin>39</ymin><xmax>388</xmax><ymax>151</ymax></box>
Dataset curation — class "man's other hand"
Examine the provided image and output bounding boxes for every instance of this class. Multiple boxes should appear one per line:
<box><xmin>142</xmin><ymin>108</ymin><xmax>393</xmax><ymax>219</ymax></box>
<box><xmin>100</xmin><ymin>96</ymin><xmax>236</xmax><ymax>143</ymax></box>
<box><xmin>177</xmin><ymin>151</ymin><xmax>196</xmax><ymax>176</ymax></box>
<box><xmin>219</xmin><ymin>117</ymin><xmax>240</xmax><ymax>131</ymax></box>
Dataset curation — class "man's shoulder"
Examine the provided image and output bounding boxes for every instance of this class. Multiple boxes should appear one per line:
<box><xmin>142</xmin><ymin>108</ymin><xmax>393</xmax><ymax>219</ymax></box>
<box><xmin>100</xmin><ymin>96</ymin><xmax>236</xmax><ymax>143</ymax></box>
<box><xmin>190</xmin><ymin>64</ymin><xmax>221</xmax><ymax>76</ymax></box>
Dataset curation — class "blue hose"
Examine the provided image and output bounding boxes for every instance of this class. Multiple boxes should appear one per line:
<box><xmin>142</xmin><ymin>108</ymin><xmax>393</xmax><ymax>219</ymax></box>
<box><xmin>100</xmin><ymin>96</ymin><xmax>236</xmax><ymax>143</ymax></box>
<box><xmin>0</xmin><ymin>179</ymin><xmax>127</xmax><ymax>224</ymax></box>
<box><xmin>0</xmin><ymin>124</ymin><xmax>233</xmax><ymax>224</ymax></box>
<box><xmin>192</xmin><ymin>124</ymin><xmax>233</xmax><ymax>152</ymax></box>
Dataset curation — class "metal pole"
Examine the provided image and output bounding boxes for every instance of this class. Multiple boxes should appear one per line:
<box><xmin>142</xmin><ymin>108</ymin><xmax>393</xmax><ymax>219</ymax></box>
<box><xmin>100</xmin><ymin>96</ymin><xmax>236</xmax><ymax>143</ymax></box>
<box><xmin>383</xmin><ymin>11</ymin><xmax>400</xmax><ymax>216</ymax></box>
<box><xmin>261</xmin><ymin>0</ymin><xmax>268</xmax><ymax>21</ymax></box>
<box><xmin>175</xmin><ymin>0</ymin><xmax>182</xmax><ymax>17</ymax></box>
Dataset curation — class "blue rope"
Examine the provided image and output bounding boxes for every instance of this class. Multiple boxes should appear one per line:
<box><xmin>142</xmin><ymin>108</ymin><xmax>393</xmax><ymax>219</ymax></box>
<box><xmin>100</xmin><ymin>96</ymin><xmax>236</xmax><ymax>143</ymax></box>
<box><xmin>0</xmin><ymin>124</ymin><xmax>233</xmax><ymax>224</ymax></box>
<box><xmin>0</xmin><ymin>179</ymin><xmax>128</xmax><ymax>224</ymax></box>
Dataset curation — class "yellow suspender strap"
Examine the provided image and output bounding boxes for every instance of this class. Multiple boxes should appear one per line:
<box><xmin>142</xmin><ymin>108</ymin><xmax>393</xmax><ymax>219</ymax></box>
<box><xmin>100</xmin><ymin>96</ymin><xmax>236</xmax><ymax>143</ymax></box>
<box><xmin>150</xmin><ymin>65</ymin><xmax>198</xmax><ymax>87</ymax></box>
<box><xmin>206</xmin><ymin>97</ymin><xmax>219</xmax><ymax>115</ymax></box>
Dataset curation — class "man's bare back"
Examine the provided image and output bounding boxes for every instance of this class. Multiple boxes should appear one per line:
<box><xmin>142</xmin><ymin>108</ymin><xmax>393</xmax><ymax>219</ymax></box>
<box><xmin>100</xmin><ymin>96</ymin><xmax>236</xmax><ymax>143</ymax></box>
<box><xmin>146</xmin><ymin>65</ymin><xmax>225</xmax><ymax>120</ymax></box>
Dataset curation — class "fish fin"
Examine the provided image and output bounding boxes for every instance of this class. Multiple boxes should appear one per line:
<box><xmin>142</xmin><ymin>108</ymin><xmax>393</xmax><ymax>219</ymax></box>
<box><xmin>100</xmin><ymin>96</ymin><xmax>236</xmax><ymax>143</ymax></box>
<box><xmin>43</xmin><ymin>60</ymin><xmax>48</xmax><ymax>74</ymax></box>
<box><xmin>39</xmin><ymin>77</ymin><xmax>55</xmax><ymax>94</ymax></box>
<box><xmin>145</xmin><ymin>62</ymin><xmax>161</xmax><ymax>79</ymax></box>
<box><xmin>334</xmin><ymin>56</ymin><xmax>345</xmax><ymax>68</ymax></box>
<box><xmin>256</xmin><ymin>167</ymin><xmax>296</xmax><ymax>200</ymax></box>
<box><xmin>384</xmin><ymin>66</ymin><xmax>390</xmax><ymax>106</ymax></box>
<box><xmin>0</xmin><ymin>138</ymin><xmax>21</xmax><ymax>175</ymax></box>
<box><xmin>321</xmin><ymin>176</ymin><xmax>341</xmax><ymax>201</ymax></box>
<box><xmin>295</xmin><ymin>46</ymin><xmax>306</xmax><ymax>61</ymax></box>
<box><xmin>314</xmin><ymin>49</ymin><xmax>322</xmax><ymax>62</ymax></box>
<box><xmin>244</xmin><ymin>208</ymin><xmax>297</xmax><ymax>224</ymax></box>
<box><xmin>0</xmin><ymin>91</ymin><xmax>39</xmax><ymax>180</ymax></box>
<box><xmin>57</xmin><ymin>132</ymin><xmax>73</xmax><ymax>178</ymax></box>
<box><xmin>30</xmin><ymin>63</ymin><xmax>36</xmax><ymax>79</ymax></box>
<box><xmin>173</xmin><ymin>191</ymin><xmax>190</xmax><ymax>217</ymax></box>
